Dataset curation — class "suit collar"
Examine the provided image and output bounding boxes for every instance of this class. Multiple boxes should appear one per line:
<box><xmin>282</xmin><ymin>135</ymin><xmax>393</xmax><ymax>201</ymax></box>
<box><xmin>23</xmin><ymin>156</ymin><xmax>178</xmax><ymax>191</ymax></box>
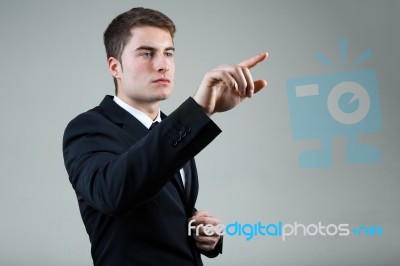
<box><xmin>113</xmin><ymin>96</ymin><xmax>162</xmax><ymax>128</ymax></box>
<box><xmin>99</xmin><ymin>95</ymin><xmax>148</xmax><ymax>140</ymax></box>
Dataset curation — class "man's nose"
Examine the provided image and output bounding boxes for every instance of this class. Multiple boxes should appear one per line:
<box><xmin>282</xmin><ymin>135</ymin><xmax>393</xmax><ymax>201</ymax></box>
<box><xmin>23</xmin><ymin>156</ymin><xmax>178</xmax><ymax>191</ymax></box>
<box><xmin>155</xmin><ymin>54</ymin><xmax>169</xmax><ymax>73</ymax></box>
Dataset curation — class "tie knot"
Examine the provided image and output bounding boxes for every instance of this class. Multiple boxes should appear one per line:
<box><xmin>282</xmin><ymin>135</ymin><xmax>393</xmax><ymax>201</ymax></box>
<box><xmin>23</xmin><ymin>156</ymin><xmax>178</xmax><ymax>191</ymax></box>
<box><xmin>149</xmin><ymin>121</ymin><xmax>159</xmax><ymax>131</ymax></box>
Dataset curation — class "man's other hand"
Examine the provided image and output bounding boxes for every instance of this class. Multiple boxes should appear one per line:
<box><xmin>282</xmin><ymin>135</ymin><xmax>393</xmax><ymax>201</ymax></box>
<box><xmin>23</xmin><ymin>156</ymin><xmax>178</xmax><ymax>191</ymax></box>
<box><xmin>189</xmin><ymin>211</ymin><xmax>222</xmax><ymax>251</ymax></box>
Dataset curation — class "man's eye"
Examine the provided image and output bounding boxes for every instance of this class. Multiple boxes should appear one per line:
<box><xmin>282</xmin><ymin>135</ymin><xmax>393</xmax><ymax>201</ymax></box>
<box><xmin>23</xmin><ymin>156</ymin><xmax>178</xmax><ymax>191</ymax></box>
<box><xmin>141</xmin><ymin>52</ymin><xmax>153</xmax><ymax>57</ymax></box>
<box><xmin>165</xmin><ymin>52</ymin><xmax>174</xmax><ymax>58</ymax></box>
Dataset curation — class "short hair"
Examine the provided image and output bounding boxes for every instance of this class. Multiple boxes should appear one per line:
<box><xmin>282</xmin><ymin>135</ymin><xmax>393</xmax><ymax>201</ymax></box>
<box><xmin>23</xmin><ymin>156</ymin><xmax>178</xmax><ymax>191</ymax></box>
<box><xmin>103</xmin><ymin>7</ymin><xmax>176</xmax><ymax>92</ymax></box>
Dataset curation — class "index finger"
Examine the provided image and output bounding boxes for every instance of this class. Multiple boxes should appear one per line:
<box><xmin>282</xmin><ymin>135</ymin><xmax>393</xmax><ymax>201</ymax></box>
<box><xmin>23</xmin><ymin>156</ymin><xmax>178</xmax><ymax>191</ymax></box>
<box><xmin>239</xmin><ymin>52</ymin><xmax>268</xmax><ymax>69</ymax></box>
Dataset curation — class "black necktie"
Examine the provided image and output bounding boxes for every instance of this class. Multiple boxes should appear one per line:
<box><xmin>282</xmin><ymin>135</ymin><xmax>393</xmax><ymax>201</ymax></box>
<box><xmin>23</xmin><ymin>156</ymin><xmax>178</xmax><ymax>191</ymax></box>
<box><xmin>149</xmin><ymin>121</ymin><xmax>159</xmax><ymax>130</ymax></box>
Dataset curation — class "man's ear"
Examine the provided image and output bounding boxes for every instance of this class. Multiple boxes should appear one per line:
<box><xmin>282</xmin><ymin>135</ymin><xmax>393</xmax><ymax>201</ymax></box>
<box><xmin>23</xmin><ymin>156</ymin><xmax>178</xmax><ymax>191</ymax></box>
<box><xmin>108</xmin><ymin>57</ymin><xmax>122</xmax><ymax>78</ymax></box>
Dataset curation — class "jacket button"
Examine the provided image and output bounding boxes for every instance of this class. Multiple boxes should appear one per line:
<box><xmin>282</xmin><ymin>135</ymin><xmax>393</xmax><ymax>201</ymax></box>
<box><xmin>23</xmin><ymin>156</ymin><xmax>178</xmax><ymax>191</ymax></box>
<box><xmin>169</xmin><ymin>139</ymin><xmax>178</xmax><ymax>146</ymax></box>
<box><xmin>179</xmin><ymin>130</ymin><xmax>186</xmax><ymax>137</ymax></box>
<box><xmin>185</xmin><ymin>125</ymin><xmax>191</xmax><ymax>133</ymax></box>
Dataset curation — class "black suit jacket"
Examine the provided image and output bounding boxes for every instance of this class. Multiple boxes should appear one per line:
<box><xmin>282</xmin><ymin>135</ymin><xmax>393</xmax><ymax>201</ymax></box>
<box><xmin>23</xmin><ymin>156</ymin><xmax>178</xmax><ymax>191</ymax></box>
<box><xmin>63</xmin><ymin>96</ymin><xmax>222</xmax><ymax>265</ymax></box>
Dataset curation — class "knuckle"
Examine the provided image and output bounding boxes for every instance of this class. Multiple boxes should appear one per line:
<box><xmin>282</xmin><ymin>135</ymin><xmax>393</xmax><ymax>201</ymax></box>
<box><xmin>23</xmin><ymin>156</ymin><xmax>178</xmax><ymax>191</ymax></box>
<box><xmin>234</xmin><ymin>64</ymin><xmax>242</xmax><ymax>73</ymax></box>
<box><xmin>202</xmin><ymin>217</ymin><xmax>212</xmax><ymax>224</ymax></box>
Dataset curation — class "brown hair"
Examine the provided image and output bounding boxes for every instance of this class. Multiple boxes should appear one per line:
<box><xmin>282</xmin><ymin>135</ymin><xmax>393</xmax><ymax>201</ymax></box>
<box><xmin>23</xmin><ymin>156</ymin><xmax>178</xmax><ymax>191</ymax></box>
<box><xmin>103</xmin><ymin>7</ymin><xmax>176</xmax><ymax>91</ymax></box>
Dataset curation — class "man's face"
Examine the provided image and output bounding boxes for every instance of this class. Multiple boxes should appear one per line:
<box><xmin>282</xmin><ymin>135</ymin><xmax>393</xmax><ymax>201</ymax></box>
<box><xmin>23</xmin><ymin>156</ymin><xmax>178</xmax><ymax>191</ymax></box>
<box><xmin>113</xmin><ymin>26</ymin><xmax>175</xmax><ymax>108</ymax></box>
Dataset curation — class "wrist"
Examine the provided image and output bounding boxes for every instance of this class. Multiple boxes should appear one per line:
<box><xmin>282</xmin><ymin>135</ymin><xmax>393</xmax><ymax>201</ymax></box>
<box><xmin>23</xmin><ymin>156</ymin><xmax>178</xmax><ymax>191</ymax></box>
<box><xmin>192</xmin><ymin>95</ymin><xmax>212</xmax><ymax>116</ymax></box>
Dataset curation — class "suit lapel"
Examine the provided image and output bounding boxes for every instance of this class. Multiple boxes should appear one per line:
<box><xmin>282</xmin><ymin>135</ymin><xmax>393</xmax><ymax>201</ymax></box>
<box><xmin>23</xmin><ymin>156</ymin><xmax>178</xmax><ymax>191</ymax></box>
<box><xmin>170</xmin><ymin>172</ymin><xmax>186</xmax><ymax>204</ymax></box>
<box><xmin>99</xmin><ymin>95</ymin><xmax>149</xmax><ymax>141</ymax></box>
<box><xmin>98</xmin><ymin>96</ymin><xmax>193</xmax><ymax>209</ymax></box>
<box><xmin>186</xmin><ymin>160</ymin><xmax>198</xmax><ymax>212</ymax></box>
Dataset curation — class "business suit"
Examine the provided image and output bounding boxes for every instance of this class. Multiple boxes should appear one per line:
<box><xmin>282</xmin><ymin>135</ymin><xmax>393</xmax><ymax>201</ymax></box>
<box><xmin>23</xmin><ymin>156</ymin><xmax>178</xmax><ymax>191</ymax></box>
<box><xmin>63</xmin><ymin>95</ymin><xmax>222</xmax><ymax>265</ymax></box>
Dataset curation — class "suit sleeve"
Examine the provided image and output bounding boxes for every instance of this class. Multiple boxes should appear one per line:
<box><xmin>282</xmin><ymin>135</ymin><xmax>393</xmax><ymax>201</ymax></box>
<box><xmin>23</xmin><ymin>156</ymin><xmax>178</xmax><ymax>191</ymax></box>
<box><xmin>63</xmin><ymin>97</ymin><xmax>221</xmax><ymax>216</ymax></box>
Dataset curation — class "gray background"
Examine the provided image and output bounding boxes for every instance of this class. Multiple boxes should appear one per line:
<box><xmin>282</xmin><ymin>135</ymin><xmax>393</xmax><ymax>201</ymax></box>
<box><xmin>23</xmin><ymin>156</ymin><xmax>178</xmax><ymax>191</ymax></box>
<box><xmin>1</xmin><ymin>0</ymin><xmax>399</xmax><ymax>265</ymax></box>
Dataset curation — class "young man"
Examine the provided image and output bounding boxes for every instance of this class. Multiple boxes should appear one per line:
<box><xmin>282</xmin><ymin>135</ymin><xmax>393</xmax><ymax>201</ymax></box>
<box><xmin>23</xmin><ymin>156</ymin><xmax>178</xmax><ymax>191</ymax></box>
<box><xmin>63</xmin><ymin>7</ymin><xmax>267</xmax><ymax>266</ymax></box>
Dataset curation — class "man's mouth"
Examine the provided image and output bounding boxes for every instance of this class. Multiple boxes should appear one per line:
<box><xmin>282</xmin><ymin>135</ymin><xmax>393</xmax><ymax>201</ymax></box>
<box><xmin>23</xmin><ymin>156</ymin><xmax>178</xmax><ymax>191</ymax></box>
<box><xmin>153</xmin><ymin>78</ymin><xmax>170</xmax><ymax>84</ymax></box>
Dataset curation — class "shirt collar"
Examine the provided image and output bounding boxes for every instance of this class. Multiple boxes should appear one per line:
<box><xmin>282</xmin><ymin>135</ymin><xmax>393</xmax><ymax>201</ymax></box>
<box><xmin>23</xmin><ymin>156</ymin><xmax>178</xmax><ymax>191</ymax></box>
<box><xmin>113</xmin><ymin>96</ymin><xmax>161</xmax><ymax>129</ymax></box>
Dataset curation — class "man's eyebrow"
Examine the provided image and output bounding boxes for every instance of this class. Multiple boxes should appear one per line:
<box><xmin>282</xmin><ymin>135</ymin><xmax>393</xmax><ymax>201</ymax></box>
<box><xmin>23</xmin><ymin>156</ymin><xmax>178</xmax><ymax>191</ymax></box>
<box><xmin>135</xmin><ymin>46</ymin><xmax>175</xmax><ymax>51</ymax></box>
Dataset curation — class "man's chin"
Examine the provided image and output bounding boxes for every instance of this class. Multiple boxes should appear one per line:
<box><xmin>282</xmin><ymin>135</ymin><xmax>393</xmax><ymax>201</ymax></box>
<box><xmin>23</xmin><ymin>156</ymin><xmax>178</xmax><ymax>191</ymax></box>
<box><xmin>156</xmin><ymin>91</ymin><xmax>173</xmax><ymax>101</ymax></box>
<box><xmin>151</xmin><ymin>94</ymin><xmax>171</xmax><ymax>102</ymax></box>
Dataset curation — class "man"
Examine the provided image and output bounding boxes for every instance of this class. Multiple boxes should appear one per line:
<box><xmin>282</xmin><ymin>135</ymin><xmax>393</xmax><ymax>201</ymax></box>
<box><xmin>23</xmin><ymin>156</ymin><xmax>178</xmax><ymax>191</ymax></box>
<box><xmin>63</xmin><ymin>7</ymin><xmax>267</xmax><ymax>266</ymax></box>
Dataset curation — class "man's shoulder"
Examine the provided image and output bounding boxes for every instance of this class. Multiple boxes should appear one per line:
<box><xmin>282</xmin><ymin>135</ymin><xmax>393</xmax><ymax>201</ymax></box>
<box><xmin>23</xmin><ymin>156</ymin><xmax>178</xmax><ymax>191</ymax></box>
<box><xmin>66</xmin><ymin>96</ymin><xmax>117</xmax><ymax>126</ymax></box>
<box><xmin>63</xmin><ymin>96</ymin><xmax>119</xmax><ymax>137</ymax></box>
<box><xmin>66</xmin><ymin>106</ymin><xmax>105</xmax><ymax>128</ymax></box>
